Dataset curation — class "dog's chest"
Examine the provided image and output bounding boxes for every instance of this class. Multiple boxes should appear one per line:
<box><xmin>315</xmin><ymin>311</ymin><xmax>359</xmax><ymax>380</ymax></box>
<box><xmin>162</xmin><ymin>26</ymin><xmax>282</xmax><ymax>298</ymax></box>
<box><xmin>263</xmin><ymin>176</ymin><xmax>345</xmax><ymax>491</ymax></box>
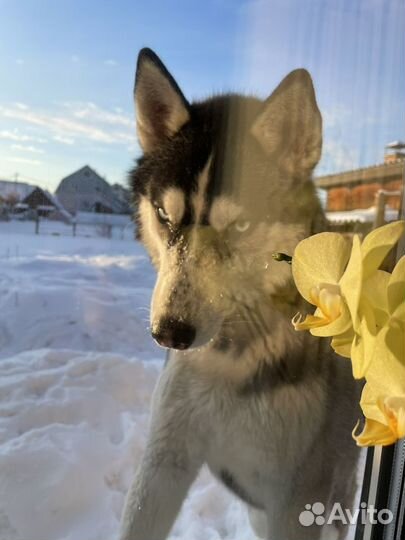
<box><xmin>191</xmin><ymin>378</ymin><xmax>316</xmax><ymax>508</ymax></box>
<box><xmin>204</xmin><ymin>409</ymin><xmax>279</xmax><ymax>509</ymax></box>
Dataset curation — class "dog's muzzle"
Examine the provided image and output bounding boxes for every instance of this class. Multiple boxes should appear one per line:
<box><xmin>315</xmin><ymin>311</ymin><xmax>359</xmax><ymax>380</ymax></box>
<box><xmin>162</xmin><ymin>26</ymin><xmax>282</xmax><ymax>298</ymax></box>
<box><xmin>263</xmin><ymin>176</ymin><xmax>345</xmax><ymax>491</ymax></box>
<box><xmin>151</xmin><ymin>317</ymin><xmax>196</xmax><ymax>350</ymax></box>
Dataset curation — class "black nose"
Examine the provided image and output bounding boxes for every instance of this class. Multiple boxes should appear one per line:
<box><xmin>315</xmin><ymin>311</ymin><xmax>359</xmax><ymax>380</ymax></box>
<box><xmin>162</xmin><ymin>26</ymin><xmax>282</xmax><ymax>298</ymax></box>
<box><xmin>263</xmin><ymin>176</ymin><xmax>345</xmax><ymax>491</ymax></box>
<box><xmin>152</xmin><ymin>318</ymin><xmax>196</xmax><ymax>350</ymax></box>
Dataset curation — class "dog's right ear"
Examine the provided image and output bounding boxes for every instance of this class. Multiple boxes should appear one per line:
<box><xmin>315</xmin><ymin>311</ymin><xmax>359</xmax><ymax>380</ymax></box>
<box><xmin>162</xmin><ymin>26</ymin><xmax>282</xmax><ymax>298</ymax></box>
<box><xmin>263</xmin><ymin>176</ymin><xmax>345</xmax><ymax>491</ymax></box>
<box><xmin>134</xmin><ymin>48</ymin><xmax>190</xmax><ymax>153</ymax></box>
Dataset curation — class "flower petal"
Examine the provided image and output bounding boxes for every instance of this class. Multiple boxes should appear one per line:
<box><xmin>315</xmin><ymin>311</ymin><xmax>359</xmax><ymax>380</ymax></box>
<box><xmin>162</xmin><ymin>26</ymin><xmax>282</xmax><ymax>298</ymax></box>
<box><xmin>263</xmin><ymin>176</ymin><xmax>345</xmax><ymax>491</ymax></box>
<box><xmin>331</xmin><ymin>328</ymin><xmax>354</xmax><ymax>358</ymax></box>
<box><xmin>366</xmin><ymin>326</ymin><xmax>405</xmax><ymax>397</ymax></box>
<box><xmin>350</xmin><ymin>310</ymin><xmax>377</xmax><ymax>379</ymax></box>
<box><xmin>361</xmin><ymin>220</ymin><xmax>405</xmax><ymax>281</ymax></box>
<box><xmin>340</xmin><ymin>235</ymin><xmax>363</xmax><ymax>331</ymax></box>
<box><xmin>387</xmin><ymin>256</ymin><xmax>405</xmax><ymax>318</ymax></box>
<box><xmin>385</xmin><ymin>325</ymin><xmax>405</xmax><ymax>371</ymax></box>
<box><xmin>382</xmin><ymin>396</ymin><xmax>405</xmax><ymax>439</ymax></box>
<box><xmin>352</xmin><ymin>417</ymin><xmax>397</xmax><ymax>447</ymax></box>
<box><xmin>292</xmin><ymin>233</ymin><xmax>352</xmax><ymax>304</ymax></box>
<box><xmin>309</xmin><ymin>302</ymin><xmax>352</xmax><ymax>337</ymax></box>
<box><xmin>360</xmin><ymin>383</ymin><xmax>387</xmax><ymax>424</ymax></box>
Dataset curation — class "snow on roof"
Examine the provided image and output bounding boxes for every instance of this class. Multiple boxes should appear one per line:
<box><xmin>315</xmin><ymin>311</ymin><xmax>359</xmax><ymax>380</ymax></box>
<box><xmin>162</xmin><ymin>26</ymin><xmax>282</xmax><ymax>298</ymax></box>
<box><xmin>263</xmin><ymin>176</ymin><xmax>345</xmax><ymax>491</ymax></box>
<box><xmin>42</xmin><ymin>190</ymin><xmax>73</xmax><ymax>221</ymax></box>
<box><xmin>0</xmin><ymin>180</ymin><xmax>35</xmax><ymax>200</ymax></box>
<box><xmin>385</xmin><ymin>140</ymin><xmax>405</xmax><ymax>150</ymax></box>
<box><xmin>326</xmin><ymin>206</ymin><xmax>399</xmax><ymax>223</ymax></box>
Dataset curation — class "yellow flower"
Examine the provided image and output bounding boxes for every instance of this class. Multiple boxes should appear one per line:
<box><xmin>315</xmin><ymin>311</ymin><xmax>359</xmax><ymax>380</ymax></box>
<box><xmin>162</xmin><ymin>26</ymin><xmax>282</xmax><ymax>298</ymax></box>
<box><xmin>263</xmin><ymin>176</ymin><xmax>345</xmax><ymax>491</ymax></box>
<box><xmin>353</xmin><ymin>390</ymin><xmax>405</xmax><ymax>447</ymax></box>
<box><xmin>288</xmin><ymin>221</ymin><xmax>405</xmax><ymax>447</ymax></box>
<box><xmin>292</xmin><ymin>282</ymin><xmax>344</xmax><ymax>330</ymax></box>
<box><xmin>291</xmin><ymin>221</ymin><xmax>405</xmax><ymax>377</ymax></box>
<box><xmin>291</xmin><ymin>232</ymin><xmax>354</xmax><ymax>335</ymax></box>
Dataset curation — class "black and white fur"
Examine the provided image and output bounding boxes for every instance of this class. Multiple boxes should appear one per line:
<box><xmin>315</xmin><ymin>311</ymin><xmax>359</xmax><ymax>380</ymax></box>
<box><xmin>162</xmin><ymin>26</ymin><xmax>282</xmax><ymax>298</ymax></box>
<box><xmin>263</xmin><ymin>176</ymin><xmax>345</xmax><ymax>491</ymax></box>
<box><xmin>120</xmin><ymin>48</ymin><xmax>360</xmax><ymax>540</ymax></box>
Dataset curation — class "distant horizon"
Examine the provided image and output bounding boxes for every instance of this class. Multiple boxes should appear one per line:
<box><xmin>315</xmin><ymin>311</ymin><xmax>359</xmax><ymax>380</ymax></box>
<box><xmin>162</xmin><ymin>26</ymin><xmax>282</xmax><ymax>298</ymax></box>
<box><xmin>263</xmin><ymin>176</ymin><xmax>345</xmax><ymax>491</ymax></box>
<box><xmin>1</xmin><ymin>0</ymin><xmax>404</xmax><ymax>191</ymax></box>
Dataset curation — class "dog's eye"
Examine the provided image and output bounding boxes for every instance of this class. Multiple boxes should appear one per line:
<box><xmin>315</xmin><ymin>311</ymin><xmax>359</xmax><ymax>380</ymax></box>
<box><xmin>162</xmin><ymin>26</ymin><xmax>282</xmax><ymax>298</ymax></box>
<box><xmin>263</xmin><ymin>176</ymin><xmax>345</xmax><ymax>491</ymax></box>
<box><xmin>233</xmin><ymin>219</ymin><xmax>251</xmax><ymax>233</ymax></box>
<box><xmin>156</xmin><ymin>206</ymin><xmax>171</xmax><ymax>224</ymax></box>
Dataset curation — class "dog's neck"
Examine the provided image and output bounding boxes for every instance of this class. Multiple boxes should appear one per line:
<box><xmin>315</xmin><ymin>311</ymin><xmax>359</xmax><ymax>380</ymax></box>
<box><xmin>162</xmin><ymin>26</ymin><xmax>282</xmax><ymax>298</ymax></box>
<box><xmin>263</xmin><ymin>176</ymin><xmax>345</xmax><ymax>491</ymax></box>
<box><xmin>176</xmin><ymin>296</ymin><xmax>318</xmax><ymax>386</ymax></box>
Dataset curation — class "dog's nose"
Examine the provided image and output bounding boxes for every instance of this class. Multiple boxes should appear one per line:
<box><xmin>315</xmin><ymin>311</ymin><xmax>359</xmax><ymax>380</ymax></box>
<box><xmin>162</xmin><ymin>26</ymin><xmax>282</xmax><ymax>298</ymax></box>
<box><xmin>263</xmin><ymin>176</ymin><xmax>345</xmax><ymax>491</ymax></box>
<box><xmin>152</xmin><ymin>318</ymin><xmax>196</xmax><ymax>350</ymax></box>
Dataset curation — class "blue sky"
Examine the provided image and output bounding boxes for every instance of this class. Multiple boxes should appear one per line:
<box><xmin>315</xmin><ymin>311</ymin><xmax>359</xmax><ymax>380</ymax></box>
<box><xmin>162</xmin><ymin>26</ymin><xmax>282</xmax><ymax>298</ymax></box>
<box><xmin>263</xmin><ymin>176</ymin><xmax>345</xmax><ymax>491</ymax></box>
<box><xmin>0</xmin><ymin>0</ymin><xmax>404</xmax><ymax>191</ymax></box>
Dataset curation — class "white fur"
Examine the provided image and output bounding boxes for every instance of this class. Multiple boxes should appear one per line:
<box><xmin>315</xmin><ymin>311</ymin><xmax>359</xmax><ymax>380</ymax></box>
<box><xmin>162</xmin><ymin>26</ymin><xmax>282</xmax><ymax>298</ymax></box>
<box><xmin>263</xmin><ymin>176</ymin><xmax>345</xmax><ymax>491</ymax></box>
<box><xmin>162</xmin><ymin>188</ymin><xmax>185</xmax><ymax>225</ymax></box>
<box><xmin>192</xmin><ymin>157</ymin><xmax>212</xmax><ymax>223</ymax></box>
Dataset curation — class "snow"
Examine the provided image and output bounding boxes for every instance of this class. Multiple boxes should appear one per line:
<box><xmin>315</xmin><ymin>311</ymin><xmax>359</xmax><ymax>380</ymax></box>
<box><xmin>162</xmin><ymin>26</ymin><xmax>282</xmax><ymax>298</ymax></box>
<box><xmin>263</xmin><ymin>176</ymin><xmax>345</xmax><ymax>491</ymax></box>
<box><xmin>326</xmin><ymin>205</ymin><xmax>399</xmax><ymax>223</ymax></box>
<box><xmin>75</xmin><ymin>211</ymin><xmax>132</xmax><ymax>227</ymax></box>
<box><xmin>0</xmin><ymin>220</ymin><xmax>362</xmax><ymax>540</ymax></box>
<box><xmin>0</xmin><ymin>220</ymin><xmax>253</xmax><ymax>540</ymax></box>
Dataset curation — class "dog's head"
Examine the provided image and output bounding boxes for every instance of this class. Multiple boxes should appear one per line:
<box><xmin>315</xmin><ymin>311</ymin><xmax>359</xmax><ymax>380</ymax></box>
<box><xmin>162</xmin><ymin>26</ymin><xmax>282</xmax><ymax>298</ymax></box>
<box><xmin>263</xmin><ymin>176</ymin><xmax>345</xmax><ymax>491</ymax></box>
<box><xmin>130</xmin><ymin>48</ymin><xmax>323</xmax><ymax>351</ymax></box>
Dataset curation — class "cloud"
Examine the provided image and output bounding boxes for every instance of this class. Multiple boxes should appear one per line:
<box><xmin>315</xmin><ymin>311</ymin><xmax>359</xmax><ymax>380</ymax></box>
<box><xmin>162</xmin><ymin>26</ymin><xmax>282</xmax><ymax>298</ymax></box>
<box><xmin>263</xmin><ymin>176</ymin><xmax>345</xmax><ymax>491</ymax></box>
<box><xmin>5</xmin><ymin>156</ymin><xmax>42</xmax><ymax>166</ymax></box>
<box><xmin>11</xmin><ymin>144</ymin><xmax>45</xmax><ymax>154</ymax></box>
<box><xmin>16</xmin><ymin>59</ymin><xmax>24</xmax><ymax>65</ymax></box>
<box><xmin>0</xmin><ymin>130</ymin><xmax>47</xmax><ymax>143</ymax></box>
<box><xmin>14</xmin><ymin>103</ymin><xmax>29</xmax><ymax>111</ymax></box>
<box><xmin>0</xmin><ymin>103</ymin><xmax>135</xmax><ymax>146</ymax></box>
<box><xmin>71</xmin><ymin>55</ymin><xmax>80</xmax><ymax>63</ymax></box>
<box><xmin>104</xmin><ymin>59</ymin><xmax>118</xmax><ymax>66</ymax></box>
<box><xmin>322</xmin><ymin>106</ymin><xmax>351</xmax><ymax>130</ymax></box>
<box><xmin>53</xmin><ymin>134</ymin><xmax>75</xmax><ymax>145</ymax></box>
<box><xmin>316</xmin><ymin>140</ymin><xmax>360</xmax><ymax>176</ymax></box>
<box><xmin>64</xmin><ymin>101</ymin><xmax>132</xmax><ymax>128</ymax></box>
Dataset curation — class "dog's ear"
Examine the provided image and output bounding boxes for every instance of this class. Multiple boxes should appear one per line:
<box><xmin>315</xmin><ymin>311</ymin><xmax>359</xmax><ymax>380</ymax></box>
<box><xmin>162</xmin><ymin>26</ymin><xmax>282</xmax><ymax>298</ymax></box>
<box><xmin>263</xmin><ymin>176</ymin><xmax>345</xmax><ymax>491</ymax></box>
<box><xmin>134</xmin><ymin>48</ymin><xmax>190</xmax><ymax>153</ymax></box>
<box><xmin>251</xmin><ymin>69</ymin><xmax>322</xmax><ymax>175</ymax></box>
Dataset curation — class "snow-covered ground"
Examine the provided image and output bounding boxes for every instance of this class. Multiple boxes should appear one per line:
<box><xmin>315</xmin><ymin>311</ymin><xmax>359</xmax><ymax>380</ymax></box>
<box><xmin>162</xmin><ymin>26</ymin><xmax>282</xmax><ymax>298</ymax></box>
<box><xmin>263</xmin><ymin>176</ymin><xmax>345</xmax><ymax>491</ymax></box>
<box><xmin>0</xmin><ymin>220</ymin><xmax>362</xmax><ymax>540</ymax></box>
<box><xmin>0</xmin><ymin>220</ymin><xmax>253</xmax><ymax>540</ymax></box>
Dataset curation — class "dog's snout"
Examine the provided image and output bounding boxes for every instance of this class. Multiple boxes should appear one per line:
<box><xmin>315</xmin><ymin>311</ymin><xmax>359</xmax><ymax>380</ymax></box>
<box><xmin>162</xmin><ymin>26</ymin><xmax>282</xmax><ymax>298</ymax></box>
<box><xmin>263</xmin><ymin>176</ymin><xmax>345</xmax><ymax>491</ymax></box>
<box><xmin>152</xmin><ymin>318</ymin><xmax>196</xmax><ymax>350</ymax></box>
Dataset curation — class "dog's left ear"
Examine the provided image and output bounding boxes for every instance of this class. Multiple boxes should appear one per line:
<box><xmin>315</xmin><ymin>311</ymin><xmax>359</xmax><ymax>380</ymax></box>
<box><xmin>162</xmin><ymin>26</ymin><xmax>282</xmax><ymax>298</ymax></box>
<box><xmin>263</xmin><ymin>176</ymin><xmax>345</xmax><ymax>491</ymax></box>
<box><xmin>251</xmin><ymin>69</ymin><xmax>322</xmax><ymax>175</ymax></box>
<box><xmin>134</xmin><ymin>48</ymin><xmax>190</xmax><ymax>153</ymax></box>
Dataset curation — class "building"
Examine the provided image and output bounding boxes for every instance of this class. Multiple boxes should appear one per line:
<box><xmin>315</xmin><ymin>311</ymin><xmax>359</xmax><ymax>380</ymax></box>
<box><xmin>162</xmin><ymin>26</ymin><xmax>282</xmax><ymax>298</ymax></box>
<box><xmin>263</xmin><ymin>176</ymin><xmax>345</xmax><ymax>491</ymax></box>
<box><xmin>55</xmin><ymin>165</ymin><xmax>130</xmax><ymax>215</ymax></box>
<box><xmin>21</xmin><ymin>187</ymin><xmax>72</xmax><ymax>222</ymax></box>
<box><xmin>111</xmin><ymin>183</ymin><xmax>132</xmax><ymax>213</ymax></box>
<box><xmin>315</xmin><ymin>150</ymin><xmax>404</xmax><ymax>212</ymax></box>
<box><xmin>0</xmin><ymin>179</ymin><xmax>35</xmax><ymax>204</ymax></box>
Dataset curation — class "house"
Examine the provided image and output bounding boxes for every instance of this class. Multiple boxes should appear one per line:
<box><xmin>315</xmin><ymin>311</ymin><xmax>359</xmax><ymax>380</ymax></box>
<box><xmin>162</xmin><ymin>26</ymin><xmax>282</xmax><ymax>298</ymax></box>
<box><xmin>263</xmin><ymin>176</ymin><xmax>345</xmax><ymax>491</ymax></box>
<box><xmin>111</xmin><ymin>183</ymin><xmax>132</xmax><ymax>214</ymax></box>
<box><xmin>0</xmin><ymin>179</ymin><xmax>35</xmax><ymax>205</ymax></box>
<box><xmin>315</xmin><ymin>149</ymin><xmax>404</xmax><ymax>212</ymax></box>
<box><xmin>55</xmin><ymin>165</ymin><xmax>130</xmax><ymax>215</ymax></box>
<box><xmin>21</xmin><ymin>187</ymin><xmax>72</xmax><ymax>222</ymax></box>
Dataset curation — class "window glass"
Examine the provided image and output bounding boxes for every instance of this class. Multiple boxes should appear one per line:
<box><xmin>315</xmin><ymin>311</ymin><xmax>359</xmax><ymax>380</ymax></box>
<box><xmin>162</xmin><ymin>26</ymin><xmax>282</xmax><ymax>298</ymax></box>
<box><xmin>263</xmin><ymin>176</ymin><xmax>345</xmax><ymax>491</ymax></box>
<box><xmin>0</xmin><ymin>2</ymin><xmax>403</xmax><ymax>540</ymax></box>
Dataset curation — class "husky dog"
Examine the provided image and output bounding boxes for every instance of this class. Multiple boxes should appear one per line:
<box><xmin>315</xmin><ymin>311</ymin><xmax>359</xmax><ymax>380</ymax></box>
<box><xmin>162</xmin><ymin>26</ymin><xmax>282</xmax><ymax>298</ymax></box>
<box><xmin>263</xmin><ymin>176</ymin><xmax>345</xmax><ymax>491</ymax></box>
<box><xmin>120</xmin><ymin>48</ymin><xmax>360</xmax><ymax>540</ymax></box>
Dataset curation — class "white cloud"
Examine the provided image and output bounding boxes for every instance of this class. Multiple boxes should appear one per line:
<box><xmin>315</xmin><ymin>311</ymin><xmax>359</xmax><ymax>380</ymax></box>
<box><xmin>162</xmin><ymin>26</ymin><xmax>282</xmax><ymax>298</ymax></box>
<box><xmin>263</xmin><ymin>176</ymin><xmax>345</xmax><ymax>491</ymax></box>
<box><xmin>0</xmin><ymin>103</ymin><xmax>135</xmax><ymax>145</ymax></box>
<box><xmin>71</xmin><ymin>55</ymin><xmax>80</xmax><ymax>63</ymax></box>
<box><xmin>322</xmin><ymin>106</ymin><xmax>351</xmax><ymax>129</ymax></box>
<box><xmin>316</xmin><ymin>140</ymin><xmax>360</xmax><ymax>176</ymax></box>
<box><xmin>53</xmin><ymin>134</ymin><xmax>75</xmax><ymax>145</ymax></box>
<box><xmin>5</xmin><ymin>156</ymin><xmax>42</xmax><ymax>166</ymax></box>
<box><xmin>16</xmin><ymin>59</ymin><xmax>24</xmax><ymax>65</ymax></box>
<box><xmin>11</xmin><ymin>144</ymin><xmax>45</xmax><ymax>154</ymax></box>
<box><xmin>14</xmin><ymin>103</ymin><xmax>29</xmax><ymax>111</ymax></box>
<box><xmin>0</xmin><ymin>130</ymin><xmax>47</xmax><ymax>143</ymax></box>
<box><xmin>65</xmin><ymin>101</ymin><xmax>132</xmax><ymax>128</ymax></box>
<box><xmin>104</xmin><ymin>59</ymin><xmax>118</xmax><ymax>66</ymax></box>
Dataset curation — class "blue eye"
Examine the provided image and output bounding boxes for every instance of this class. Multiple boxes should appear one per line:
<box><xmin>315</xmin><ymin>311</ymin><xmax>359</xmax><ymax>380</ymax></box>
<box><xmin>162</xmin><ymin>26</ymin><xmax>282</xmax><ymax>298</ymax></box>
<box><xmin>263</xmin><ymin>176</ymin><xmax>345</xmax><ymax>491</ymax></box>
<box><xmin>156</xmin><ymin>206</ymin><xmax>170</xmax><ymax>224</ymax></box>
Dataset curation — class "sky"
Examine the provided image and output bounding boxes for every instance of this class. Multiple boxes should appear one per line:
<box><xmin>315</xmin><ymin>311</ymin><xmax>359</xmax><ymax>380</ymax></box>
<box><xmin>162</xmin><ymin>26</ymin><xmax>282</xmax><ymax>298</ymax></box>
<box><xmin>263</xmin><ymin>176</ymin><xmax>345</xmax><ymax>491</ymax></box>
<box><xmin>0</xmin><ymin>0</ymin><xmax>404</xmax><ymax>192</ymax></box>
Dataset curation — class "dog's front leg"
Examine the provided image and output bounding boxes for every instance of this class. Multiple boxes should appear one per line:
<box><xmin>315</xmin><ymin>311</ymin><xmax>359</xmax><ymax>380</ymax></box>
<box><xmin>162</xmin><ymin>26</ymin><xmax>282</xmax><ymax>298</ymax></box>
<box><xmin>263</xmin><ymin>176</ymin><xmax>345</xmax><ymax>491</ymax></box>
<box><xmin>119</xmin><ymin>450</ymin><xmax>199</xmax><ymax>540</ymax></box>
<box><xmin>119</xmin><ymin>366</ymin><xmax>202</xmax><ymax>540</ymax></box>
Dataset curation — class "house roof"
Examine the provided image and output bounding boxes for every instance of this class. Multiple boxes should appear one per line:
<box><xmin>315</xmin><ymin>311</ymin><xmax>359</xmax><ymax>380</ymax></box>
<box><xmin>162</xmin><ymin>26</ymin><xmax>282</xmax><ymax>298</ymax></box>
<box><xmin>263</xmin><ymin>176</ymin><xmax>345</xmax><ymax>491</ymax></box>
<box><xmin>56</xmin><ymin>165</ymin><xmax>129</xmax><ymax>214</ymax></box>
<box><xmin>21</xmin><ymin>186</ymin><xmax>73</xmax><ymax>221</ymax></box>
<box><xmin>315</xmin><ymin>160</ymin><xmax>404</xmax><ymax>189</ymax></box>
<box><xmin>0</xmin><ymin>179</ymin><xmax>35</xmax><ymax>200</ymax></box>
